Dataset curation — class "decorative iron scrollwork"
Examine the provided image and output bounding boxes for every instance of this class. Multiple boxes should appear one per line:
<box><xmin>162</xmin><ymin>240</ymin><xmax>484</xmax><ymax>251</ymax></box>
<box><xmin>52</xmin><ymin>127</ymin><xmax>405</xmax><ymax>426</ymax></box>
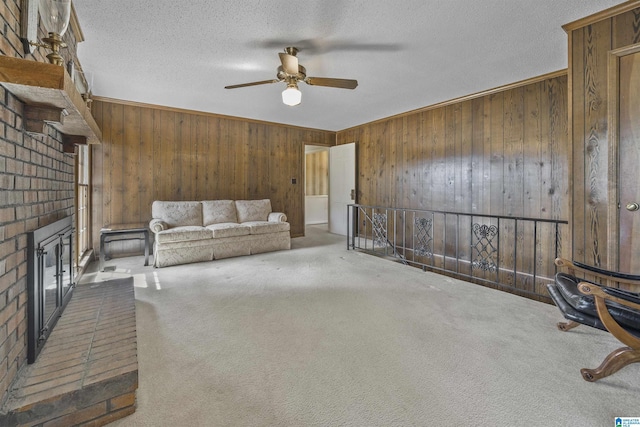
<box><xmin>414</xmin><ymin>217</ymin><xmax>433</xmax><ymax>257</ymax></box>
<box><xmin>372</xmin><ymin>213</ymin><xmax>387</xmax><ymax>247</ymax></box>
<box><xmin>471</xmin><ymin>223</ymin><xmax>498</xmax><ymax>272</ymax></box>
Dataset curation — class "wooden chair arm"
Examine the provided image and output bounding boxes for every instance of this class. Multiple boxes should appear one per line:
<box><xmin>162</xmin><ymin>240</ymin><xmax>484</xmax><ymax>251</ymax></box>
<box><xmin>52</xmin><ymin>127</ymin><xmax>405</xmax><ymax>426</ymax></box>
<box><xmin>577</xmin><ymin>281</ymin><xmax>640</xmax><ymax>351</ymax></box>
<box><xmin>555</xmin><ymin>257</ymin><xmax>640</xmax><ymax>288</ymax></box>
<box><xmin>577</xmin><ymin>282</ymin><xmax>640</xmax><ymax>311</ymax></box>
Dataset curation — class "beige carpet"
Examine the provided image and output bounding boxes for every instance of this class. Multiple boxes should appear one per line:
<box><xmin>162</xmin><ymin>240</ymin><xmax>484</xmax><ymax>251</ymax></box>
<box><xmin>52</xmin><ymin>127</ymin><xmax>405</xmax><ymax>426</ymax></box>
<box><xmin>81</xmin><ymin>225</ymin><xmax>640</xmax><ymax>427</ymax></box>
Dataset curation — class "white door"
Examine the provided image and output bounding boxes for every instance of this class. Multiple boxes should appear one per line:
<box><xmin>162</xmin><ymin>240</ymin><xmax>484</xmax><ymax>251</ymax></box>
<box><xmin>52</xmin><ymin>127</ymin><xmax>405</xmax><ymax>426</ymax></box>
<box><xmin>329</xmin><ymin>143</ymin><xmax>356</xmax><ymax>235</ymax></box>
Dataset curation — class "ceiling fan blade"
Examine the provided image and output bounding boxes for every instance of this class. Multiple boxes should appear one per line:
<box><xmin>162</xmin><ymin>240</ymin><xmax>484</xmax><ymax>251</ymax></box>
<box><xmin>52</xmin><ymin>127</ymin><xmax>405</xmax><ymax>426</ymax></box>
<box><xmin>279</xmin><ymin>52</ymin><xmax>299</xmax><ymax>75</ymax></box>
<box><xmin>224</xmin><ymin>79</ymin><xmax>281</xmax><ymax>89</ymax></box>
<box><xmin>305</xmin><ymin>77</ymin><xmax>358</xmax><ymax>89</ymax></box>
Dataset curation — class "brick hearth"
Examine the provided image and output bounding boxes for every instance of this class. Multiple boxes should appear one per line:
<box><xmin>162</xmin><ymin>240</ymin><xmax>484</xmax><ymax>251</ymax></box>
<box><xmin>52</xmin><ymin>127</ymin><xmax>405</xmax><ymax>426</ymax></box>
<box><xmin>0</xmin><ymin>278</ymin><xmax>138</xmax><ymax>426</ymax></box>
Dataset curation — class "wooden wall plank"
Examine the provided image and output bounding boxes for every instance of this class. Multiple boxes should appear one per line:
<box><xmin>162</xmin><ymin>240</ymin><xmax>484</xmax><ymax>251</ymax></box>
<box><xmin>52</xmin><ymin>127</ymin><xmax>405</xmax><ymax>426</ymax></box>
<box><xmin>489</xmin><ymin>92</ymin><xmax>504</xmax><ymax>217</ymax></box>
<box><xmin>91</xmin><ymin>101</ymin><xmax>104</xmax><ymax>247</ymax></box>
<box><xmin>110</xmin><ymin>103</ymin><xmax>125</xmax><ymax>225</ymax></box>
<box><xmin>503</xmin><ymin>87</ymin><xmax>524</xmax><ymax>218</ymax></box>
<box><xmin>161</xmin><ymin>110</ymin><xmax>177</xmax><ymax>201</ymax></box>
<box><xmin>549</xmin><ymin>76</ymin><xmax>569</xmax><ymax>263</ymax></box>
<box><xmin>205</xmin><ymin>117</ymin><xmax>221</xmax><ymax>200</ymax></box>
<box><xmin>102</xmin><ymin>102</ymin><xmax>113</xmax><ymax>229</ymax></box>
<box><xmin>571</xmin><ymin>28</ymin><xmax>587</xmax><ymax>264</ymax></box>
<box><xmin>444</xmin><ymin>105</ymin><xmax>457</xmax><ymax>213</ymax></box>
<box><xmin>459</xmin><ymin>101</ymin><xmax>473</xmax><ymax>214</ymax></box>
<box><xmin>523</xmin><ymin>82</ymin><xmax>542</xmax><ymax>219</ymax></box>
<box><xmin>583</xmin><ymin>19</ymin><xmax>611</xmax><ymax>267</ymax></box>
<box><xmin>139</xmin><ymin>107</ymin><xmax>154</xmax><ymax>220</ymax></box>
<box><xmin>431</xmin><ymin>108</ymin><xmax>446</xmax><ymax>212</ymax></box>
<box><xmin>176</xmin><ymin>112</ymin><xmax>193</xmax><ymax>199</ymax></box>
<box><xmin>192</xmin><ymin>114</ymin><xmax>206</xmax><ymax>200</ymax></box>
<box><xmin>123</xmin><ymin>105</ymin><xmax>141</xmax><ymax>221</ymax></box>
<box><xmin>471</xmin><ymin>98</ymin><xmax>485</xmax><ymax>215</ymax></box>
<box><xmin>482</xmin><ymin>96</ymin><xmax>492</xmax><ymax>218</ymax></box>
<box><xmin>152</xmin><ymin>108</ymin><xmax>163</xmax><ymax>202</ymax></box>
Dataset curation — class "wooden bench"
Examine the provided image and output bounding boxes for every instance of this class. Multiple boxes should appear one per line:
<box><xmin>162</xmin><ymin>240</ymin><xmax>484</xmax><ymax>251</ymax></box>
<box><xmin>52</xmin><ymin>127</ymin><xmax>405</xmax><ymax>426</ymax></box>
<box><xmin>547</xmin><ymin>258</ymin><xmax>640</xmax><ymax>381</ymax></box>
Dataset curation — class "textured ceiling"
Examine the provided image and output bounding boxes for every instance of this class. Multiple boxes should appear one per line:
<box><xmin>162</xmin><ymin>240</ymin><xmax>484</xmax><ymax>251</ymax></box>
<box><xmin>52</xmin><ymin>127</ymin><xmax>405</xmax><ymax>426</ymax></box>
<box><xmin>73</xmin><ymin>0</ymin><xmax>623</xmax><ymax>131</ymax></box>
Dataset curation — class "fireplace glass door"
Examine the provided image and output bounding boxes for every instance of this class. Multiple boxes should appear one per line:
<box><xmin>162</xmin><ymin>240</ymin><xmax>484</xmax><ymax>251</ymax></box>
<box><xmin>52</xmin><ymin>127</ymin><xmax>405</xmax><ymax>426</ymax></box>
<box><xmin>41</xmin><ymin>238</ymin><xmax>60</xmax><ymax>332</ymax></box>
<box><xmin>28</xmin><ymin>217</ymin><xmax>75</xmax><ymax>363</ymax></box>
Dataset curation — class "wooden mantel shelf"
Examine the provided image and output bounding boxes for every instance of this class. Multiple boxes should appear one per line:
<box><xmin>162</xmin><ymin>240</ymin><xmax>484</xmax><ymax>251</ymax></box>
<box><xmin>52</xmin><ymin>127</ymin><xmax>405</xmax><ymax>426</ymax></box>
<box><xmin>0</xmin><ymin>56</ymin><xmax>101</xmax><ymax>144</ymax></box>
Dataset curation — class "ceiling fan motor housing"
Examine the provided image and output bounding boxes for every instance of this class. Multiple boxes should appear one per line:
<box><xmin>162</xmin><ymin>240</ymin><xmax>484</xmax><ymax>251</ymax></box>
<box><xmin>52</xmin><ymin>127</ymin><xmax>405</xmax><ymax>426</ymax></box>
<box><xmin>277</xmin><ymin>65</ymin><xmax>306</xmax><ymax>82</ymax></box>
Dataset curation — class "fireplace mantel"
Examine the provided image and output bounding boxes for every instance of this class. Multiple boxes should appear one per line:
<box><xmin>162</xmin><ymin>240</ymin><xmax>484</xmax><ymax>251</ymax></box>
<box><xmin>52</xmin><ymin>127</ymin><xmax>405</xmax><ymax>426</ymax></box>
<box><xmin>0</xmin><ymin>56</ymin><xmax>101</xmax><ymax>150</ymax></box>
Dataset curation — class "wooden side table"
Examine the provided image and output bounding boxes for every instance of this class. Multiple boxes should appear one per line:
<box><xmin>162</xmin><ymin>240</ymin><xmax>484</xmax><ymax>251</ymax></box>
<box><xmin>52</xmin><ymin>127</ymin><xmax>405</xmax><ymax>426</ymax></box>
<box><xmin>100</xmin><ymin>223</ymin><xmax>150</xmax><ymax>271</ymax></box>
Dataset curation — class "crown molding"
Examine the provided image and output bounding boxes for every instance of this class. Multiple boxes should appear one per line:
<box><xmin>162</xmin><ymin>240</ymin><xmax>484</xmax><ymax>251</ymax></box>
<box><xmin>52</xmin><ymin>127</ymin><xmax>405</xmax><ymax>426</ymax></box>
<box><xmin>563</xmin><ymin>0</ymin><xmax>640</xmax><ymax>32</ymax></box>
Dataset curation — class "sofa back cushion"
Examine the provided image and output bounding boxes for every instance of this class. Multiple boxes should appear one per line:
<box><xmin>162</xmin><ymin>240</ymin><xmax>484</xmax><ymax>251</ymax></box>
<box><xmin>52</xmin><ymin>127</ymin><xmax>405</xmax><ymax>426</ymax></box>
<box><xmin>235</xmin><ymin>199</ymin><xmax>272</xmax><ymax>223</ymax></box>
<box><xmin>202</xmin><ymin>200</ymin><xmax>237</xmax><ymax>225</ymax></box>
<box><xmin>152</xmin><ymin>201</ymin><xmax>203</xmax><ymax>227</ymax></box>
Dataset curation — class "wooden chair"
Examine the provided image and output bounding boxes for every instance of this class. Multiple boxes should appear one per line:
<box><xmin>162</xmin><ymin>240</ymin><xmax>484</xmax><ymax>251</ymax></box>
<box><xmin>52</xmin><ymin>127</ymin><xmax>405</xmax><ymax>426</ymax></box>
<box><xmin>546</xmin><ymin>257</ymin><xmax>640</xmax><ymax>382</ymax></box>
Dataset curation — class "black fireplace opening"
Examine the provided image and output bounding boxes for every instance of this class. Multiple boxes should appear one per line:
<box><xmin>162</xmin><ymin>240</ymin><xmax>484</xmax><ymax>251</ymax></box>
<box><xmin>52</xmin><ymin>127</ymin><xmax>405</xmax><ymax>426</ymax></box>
<box><xmin>27</xmin><ymin>216</ymin><xmax>75</xmax><ymax>363</ymax></box>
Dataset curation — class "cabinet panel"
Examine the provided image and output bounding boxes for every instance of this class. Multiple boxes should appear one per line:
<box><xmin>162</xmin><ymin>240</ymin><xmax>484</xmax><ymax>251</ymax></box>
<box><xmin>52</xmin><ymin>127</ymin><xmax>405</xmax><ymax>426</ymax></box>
<box><xmin>566</xmin><ymin>4</ymin><xmax>640</xmax><ymax>276</ymax></box>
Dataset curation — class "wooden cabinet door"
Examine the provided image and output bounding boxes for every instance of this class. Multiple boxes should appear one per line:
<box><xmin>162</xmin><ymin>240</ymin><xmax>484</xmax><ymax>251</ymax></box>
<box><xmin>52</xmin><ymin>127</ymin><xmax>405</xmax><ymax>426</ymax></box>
<box><xmin>618</xmin><ymin>50</ymin><xmax>640</xmax><ymax>274</ymax></box>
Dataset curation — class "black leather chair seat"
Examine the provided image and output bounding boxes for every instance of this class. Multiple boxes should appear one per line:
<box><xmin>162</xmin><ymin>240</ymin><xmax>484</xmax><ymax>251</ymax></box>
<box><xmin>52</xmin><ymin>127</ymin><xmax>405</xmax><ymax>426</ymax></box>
<box><xmin>548</xmin><ymin>273</ymin><xmax>640</xmax><ymax>337</ymax></box>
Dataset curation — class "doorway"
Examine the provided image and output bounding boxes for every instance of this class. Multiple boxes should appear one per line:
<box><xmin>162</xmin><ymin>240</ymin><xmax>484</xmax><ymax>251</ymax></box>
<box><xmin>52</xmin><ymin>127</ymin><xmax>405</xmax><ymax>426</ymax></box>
<box><xmin>304</xmin><ymin>145</ymin><xmax>329</xmax><ymax>226</ymax></box>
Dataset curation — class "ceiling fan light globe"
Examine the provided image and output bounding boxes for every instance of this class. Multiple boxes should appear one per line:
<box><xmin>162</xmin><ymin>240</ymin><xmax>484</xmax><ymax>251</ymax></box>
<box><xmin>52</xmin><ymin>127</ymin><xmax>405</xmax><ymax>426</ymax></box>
<box><xmin>282</xmin><ymin>86</ymin><xmax>302</xmax><ymax>106</ymax></box>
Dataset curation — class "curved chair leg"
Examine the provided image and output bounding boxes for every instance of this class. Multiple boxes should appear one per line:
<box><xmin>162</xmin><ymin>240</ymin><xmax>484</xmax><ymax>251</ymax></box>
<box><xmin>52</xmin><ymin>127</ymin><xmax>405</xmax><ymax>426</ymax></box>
<box><xmin>580</xmin><ymin>347</ymin><xmax>640</xmax><ymax>382</ymax></box>
<box><xmin>557</xmin><ymin>320</ymin><xmax>581</xmax><ymax>331</ymax></box>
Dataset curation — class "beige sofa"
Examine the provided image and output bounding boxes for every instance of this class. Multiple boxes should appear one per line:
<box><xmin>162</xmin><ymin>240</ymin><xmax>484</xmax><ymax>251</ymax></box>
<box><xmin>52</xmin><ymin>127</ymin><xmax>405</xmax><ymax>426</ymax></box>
<box><xmin>149</xmin><ymin>199</ymin><xmax>290</xmax><ymax>267</ymax></box>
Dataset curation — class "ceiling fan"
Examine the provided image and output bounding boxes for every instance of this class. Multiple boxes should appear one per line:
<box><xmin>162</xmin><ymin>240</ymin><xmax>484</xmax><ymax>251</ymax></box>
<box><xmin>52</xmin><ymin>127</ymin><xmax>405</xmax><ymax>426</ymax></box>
<box><xmin>224</xmin><ymin>47</ymin><xmax>358</xmax><ymax>106</ymax></box>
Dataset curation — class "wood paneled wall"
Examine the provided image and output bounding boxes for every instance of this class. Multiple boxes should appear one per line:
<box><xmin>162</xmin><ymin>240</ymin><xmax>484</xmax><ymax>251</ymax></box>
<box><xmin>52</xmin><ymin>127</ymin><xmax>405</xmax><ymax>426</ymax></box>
<box><xmin>336</xmin><ymin>73</ymin><xmax>570</xmax><ymax>294</ymax></box>
<box><xmin>91</xmin><ymin>99</ymin><xmax>335</xmax><ymax>249</ymax></box>
<box><xmin>565</xmin><ymin>3</ymin><xmax>640</xmax><ymax>269</ymax></box>
<box><xmin>305</xmin><ymin>151</ymin><xmax>329</xmax><ymax>196</ymax></box>
<box><xmin>337</xmin><ymin>74</ymin><xmax>569</xmax><ymax>221</ymax></box>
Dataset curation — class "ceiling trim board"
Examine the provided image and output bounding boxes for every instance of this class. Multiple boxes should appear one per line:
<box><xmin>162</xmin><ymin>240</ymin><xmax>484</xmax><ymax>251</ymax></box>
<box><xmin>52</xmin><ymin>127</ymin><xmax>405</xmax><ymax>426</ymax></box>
<box><xmin>338</xmin><ymin>69</ymin><xmax>568</xmax><ymax>133</ymax></box>
<box><xmin>563</xmin><ymin>0</ymin><xmax>640</xmax><ymax>32</ymax></box>
<box><xmin>92</xmin><ymin>96</ymin><xmax>337</xmax><ymax>135</ymax></box>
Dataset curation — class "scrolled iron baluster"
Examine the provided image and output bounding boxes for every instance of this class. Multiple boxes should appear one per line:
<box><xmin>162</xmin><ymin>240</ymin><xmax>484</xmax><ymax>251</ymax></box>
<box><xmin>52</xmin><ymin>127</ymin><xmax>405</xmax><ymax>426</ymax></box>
<box><xmin>414</xmin><ymin>217</ymin><xmax>433</xmax><ymax>257</ymax></box>
<box><xmin>471</xmin><ymin>223</ymin><xmax>498</xmax><ymax>272</ymax></box>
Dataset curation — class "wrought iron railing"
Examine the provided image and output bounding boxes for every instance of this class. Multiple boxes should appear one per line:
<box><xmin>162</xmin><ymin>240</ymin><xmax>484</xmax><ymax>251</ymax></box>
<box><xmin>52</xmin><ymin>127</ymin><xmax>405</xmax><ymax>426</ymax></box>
<box><xmin>347</xmin><ymin>204</ymin><xmax>568</xmax><ymax>300</ymax></box>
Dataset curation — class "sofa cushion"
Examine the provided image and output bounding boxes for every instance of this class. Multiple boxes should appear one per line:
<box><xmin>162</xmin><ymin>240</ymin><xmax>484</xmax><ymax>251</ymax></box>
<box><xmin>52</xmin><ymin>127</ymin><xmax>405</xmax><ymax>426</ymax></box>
<box><xmin>156</xmin><ymin>226</ymin><xmax>212</xmax><ymax>243</ymax></box>
<box><xmin>206</xmin><ymin>223</ymin><xmax>251</xmax><ymax>238</ymax></box>
<box><xmin>235</xmin><ymin>199</ymin><xmax>272</xmax><ymax>223</ymax></box>
<box><xmin>243</xmin><ymin>221</ymin><xmax>290</xmax><ymax>235</ymax></box>
<box><xmin>202</xmin><ymin>200</ymin><xmax>237</xmax><ymax>225</ymax></box>
<box><xmin>152</xmin><ymin>201</ymin><xmax>203</xmax><ymax>227</ymax></box>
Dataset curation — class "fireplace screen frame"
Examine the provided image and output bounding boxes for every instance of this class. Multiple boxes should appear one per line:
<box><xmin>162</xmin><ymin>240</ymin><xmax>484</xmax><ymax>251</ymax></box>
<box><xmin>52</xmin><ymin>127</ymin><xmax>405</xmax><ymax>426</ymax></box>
<box><xmin>27</xmin><ymin>216</ymin><xmax>75</xmax><ymax>363</ymax></box>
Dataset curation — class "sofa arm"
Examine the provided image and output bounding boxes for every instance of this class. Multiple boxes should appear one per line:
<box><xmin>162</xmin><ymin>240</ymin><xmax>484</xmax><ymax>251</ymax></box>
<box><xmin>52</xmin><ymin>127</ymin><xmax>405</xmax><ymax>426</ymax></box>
<box><xmin>149</xmin><ymin>218</ymin><xmax>169</xmax><ymax>233</ymax></box>
<box><xmin>268</xmin><ymin>212</ymin><xmax>287</xmax><ymax>223</ymax></box>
